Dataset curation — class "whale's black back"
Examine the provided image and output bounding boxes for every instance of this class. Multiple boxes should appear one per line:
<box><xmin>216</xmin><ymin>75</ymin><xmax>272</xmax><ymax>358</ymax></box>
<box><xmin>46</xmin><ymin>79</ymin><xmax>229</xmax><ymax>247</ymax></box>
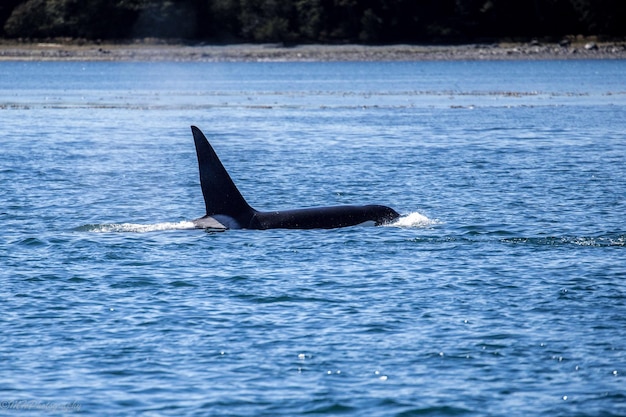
<box><xmin>191</xmin><ymin>126</ymin><xmax>256</xmax><ymax>225</ymax></box>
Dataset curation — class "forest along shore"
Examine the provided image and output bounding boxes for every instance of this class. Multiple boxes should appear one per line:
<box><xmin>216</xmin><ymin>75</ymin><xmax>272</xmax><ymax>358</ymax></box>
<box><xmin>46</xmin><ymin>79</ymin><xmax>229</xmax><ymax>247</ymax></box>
<box><xmin>1</xmin><ymin>40</ymin><xmax>625</xmax><ymax>61</ymax></box>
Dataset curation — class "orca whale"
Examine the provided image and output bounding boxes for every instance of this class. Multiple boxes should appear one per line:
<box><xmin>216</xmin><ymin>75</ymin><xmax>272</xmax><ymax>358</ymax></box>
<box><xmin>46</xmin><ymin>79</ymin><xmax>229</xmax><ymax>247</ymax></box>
<box><xmin>190</xmin><ymin>126</ymin><xmax>400</xmax><ymax>230</ymax></box>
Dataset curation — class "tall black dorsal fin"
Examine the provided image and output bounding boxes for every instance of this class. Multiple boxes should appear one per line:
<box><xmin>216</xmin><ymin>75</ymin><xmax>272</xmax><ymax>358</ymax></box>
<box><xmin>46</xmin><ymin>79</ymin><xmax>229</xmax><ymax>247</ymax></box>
<box><xmin>191</xmin><ymin>126</ymin><xmax>255</xmax><ymax>221</ymax></box>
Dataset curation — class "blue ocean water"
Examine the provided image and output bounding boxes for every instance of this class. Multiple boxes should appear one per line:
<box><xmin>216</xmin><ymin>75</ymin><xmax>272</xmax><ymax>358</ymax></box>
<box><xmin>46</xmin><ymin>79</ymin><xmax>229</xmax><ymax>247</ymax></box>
<box><xmin>1</xmin><ymin>59</ymin><xmax>625</xmax><ymax>416</ymax></box>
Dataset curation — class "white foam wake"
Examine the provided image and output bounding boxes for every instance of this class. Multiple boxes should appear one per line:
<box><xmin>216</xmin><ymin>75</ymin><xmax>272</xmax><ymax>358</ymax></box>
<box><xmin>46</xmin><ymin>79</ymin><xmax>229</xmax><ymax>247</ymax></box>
<box><xmin>79</xmin><ymin>213</ymin><xmax>436</xmax><ymax>232</ymax></box>
<box><xmin>82</xmin><ymin>221</ymin><xmax>196</xmax><ymax>233</ymax></box>
<box><xmin>388</xmin><ymin>212</ymin><xmax>438</xmax><ymax>228</ymax></box>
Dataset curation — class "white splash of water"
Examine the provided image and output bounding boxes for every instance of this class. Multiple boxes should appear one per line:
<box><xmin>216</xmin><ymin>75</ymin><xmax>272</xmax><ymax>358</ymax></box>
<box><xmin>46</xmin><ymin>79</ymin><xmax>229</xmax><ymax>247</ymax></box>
<box><xmin>388</xmin><ymin>212</ymin><xmax>439</xmax><ymax>228</ymax></box>
<box><xmin>81</xmin><ymin>213</ymin><xmax>438</xmax><ymax>232</ymax></box>
<box><xmin>85</xmin><ymin>221</ymin><xmax>196</xmax><ymax>233</ymax></box>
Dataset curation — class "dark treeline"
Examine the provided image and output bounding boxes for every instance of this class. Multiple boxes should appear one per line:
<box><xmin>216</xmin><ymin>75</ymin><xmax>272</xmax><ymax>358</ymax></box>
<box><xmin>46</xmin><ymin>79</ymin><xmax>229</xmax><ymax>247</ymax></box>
<box><xmin>1</xmin><ymin>0</ymin><xmax>624</xmax><ymax>43</ymax></box>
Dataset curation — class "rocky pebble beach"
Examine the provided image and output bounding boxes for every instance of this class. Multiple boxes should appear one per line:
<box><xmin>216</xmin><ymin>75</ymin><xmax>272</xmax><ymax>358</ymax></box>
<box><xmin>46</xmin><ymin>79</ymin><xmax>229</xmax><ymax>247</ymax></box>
<box><xmin>1</xmin><ymin>39</ymin><xmax>625</xmax><ymax>61</ymax></box>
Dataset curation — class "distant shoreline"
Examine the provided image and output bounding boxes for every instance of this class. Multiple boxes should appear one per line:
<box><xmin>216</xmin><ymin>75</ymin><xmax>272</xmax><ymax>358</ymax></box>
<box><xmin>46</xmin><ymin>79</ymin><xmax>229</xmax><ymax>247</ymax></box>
<box><xmin>1</xmin><ymin>39</ymin><xmax>625</xmax><ymax>62</ymax></box>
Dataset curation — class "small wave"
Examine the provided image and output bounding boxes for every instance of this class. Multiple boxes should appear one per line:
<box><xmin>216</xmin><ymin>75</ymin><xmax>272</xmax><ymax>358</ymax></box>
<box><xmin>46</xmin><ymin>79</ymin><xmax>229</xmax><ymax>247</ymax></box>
<box><xmin>76</xmin><ymin>221</ymin><xmax>196</xmax><ymax>233</ymax></box>
<box><xmin>388</xmin><ymin>212</ymin><xmax>439</xmax><ymax>228</ymax></box>
<box><xmin>502</xmin><ymin>235</ymin><xmax>625</xmax><ymax>247</ymax></box>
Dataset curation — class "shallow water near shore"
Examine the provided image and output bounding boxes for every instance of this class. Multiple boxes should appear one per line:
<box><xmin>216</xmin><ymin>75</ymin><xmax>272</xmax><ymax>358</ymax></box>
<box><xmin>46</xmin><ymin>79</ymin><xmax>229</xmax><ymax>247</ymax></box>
<box><xmin>1</xmin><ymin>60</ymin><xmax>625</xmax><ymax>416</ymax></box>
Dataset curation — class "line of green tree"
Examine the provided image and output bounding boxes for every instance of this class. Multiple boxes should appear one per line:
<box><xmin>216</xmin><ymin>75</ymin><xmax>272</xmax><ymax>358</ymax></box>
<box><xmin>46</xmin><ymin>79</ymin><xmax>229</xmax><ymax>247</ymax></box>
<box><xmin>1</xmin><ymin>0</ymin><xmax>624</xmax><ymax>43</ymax></box>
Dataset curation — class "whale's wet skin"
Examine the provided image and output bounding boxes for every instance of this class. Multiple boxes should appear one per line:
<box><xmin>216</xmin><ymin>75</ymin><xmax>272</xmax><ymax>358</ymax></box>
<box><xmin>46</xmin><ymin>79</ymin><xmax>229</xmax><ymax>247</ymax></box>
<box><xmin>1</xmin><ymin>60</ymin><xmax>626</xmax><ymax>416</ymax></box>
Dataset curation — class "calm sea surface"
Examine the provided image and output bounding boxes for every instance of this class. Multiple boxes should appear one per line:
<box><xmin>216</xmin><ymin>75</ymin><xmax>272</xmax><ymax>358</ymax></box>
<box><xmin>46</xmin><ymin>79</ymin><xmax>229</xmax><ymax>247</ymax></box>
<box><xmin>1</xmin><ymin>60</ymin><xmax>625</xmax><ymax>416</ymax></box>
